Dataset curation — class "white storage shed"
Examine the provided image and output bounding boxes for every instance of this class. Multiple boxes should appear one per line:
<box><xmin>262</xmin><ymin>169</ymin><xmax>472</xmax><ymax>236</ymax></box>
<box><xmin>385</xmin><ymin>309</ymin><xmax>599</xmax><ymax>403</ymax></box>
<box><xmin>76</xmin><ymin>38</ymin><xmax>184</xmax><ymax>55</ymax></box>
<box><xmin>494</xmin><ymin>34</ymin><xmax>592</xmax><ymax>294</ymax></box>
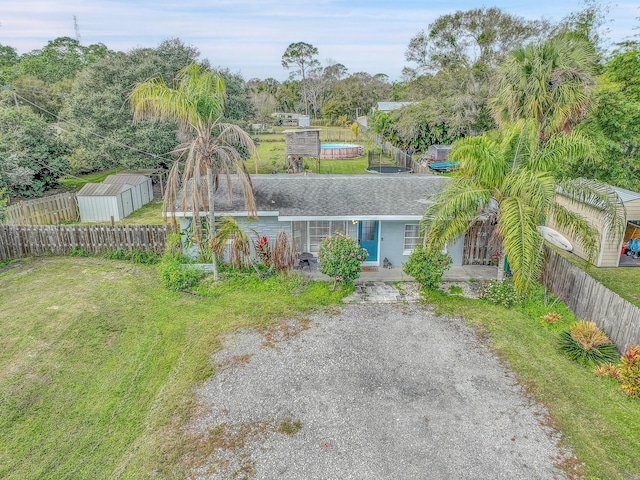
<box><xmin>103</xmin><ymin>173</ymin><xmax>153</xmax><ymax>210</ymax></box>
<box><xmin>77</xmin><ymin>183</ymin><xmax>135</xmax><ymax>222</ymax></box>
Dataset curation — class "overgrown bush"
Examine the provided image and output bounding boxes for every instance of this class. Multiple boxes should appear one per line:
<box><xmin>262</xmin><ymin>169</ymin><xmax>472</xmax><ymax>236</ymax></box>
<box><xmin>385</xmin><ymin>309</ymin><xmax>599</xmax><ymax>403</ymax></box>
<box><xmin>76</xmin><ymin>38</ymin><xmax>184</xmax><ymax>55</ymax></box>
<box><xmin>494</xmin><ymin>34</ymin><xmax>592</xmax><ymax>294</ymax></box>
<box><xmin>159</xmin><ymin>232</ymin><xmax>205</xmax><ymax>291</ymax></box>
<box><xmin>477</xmin><ymin>279</ymin><xmax>519</xmax><ymax>308</ymax></box>
<box><xmin>159</xmin><ymin>256</ymin><xmax>206</xmax><ymax>291</ymax></box>
<box><xmin>103</xmin><ymin>248</ymin><xmax>160</xmax><ymax>264</ymax></box>
<box><xmin>402</xmin><ymin>245</ymin><xmax>451</xmax><ymax>290</ymax></box>
<box><xmin>559</xmin><ymin>320</ymin><xmax>619</xmax><ymax>366</ymax></box>
<box><xmin>317</xmin><ymin>232</ymin><xmax>368</xmax><ymax>289</ymax></box>
<box><xmin>618</xmin><ymin>345</ymin><xmax>640</xmax><ymax>397</ymax></box>
<box><xmin>594</xmin><ymin>345</ymin><xmax>640</xmax><ymax>398</ymax></box>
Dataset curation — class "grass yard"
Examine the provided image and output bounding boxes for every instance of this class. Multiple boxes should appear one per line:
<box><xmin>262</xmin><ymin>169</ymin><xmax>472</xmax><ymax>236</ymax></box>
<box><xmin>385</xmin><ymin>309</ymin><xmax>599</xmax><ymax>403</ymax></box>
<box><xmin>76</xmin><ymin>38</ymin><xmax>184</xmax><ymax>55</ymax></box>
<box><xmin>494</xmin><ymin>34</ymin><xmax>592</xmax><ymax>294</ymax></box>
<box><xmin>252</xmin><ymin>127</ymin><xmax>393</xmax><ymax>175</ymax></box>
<box><xmin>58</xmin><ymin>169</ymin><xmax>124</xmax><ymax>193</ymax></box>
<box><xmin>3</xmin><ymin>257</ymin><xmax>637</xmax><ymax>479</ymax></box>
<box><xmin>424</xmin><ymin>288</ymin><xmax>640</xmax><ymax>480</ymax></box>
<box><xmin>0</xmin><ymin>257</ymin><xmax>345</xmax><ymax>479</ymax></box>
<box><xmin>117</xmin><ymin>198</ymin><xmax>164</xmax><ymax>225</ymax></box>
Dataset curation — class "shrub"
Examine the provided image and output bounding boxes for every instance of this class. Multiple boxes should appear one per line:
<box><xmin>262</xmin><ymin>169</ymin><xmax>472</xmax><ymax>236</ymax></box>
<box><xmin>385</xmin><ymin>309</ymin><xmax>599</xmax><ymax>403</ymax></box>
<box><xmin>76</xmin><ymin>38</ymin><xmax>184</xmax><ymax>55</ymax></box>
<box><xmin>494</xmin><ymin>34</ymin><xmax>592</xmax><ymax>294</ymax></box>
<box><xmin>159</xmin><ymin>255</ymin><xmax>205</xmax><ymax>291</ymax></box>
<box><xmin>68</xmin><ymin>247</ymin><xmax>89</xmax><ymax>257</ymax></box>
<box><xmin>159</xmin><ymin>232</ymin><xmax>205</xmax><ymax>291</ymax></box>
<box><xmin>317</xmin><ymin>232</ymin><xmax>368</xmax><ymax>289</ymax></box>
<box><xmin>594</xmin><ymin>363</ymin><xmax>620</xmax><ymax>379</ymax></box>
<box><xmin>618</xmin><ymin>345</ymin><xmax>640</xmax><ymax>397</ymax></box>
<box><xmin>103</xmin><ymin>248</ymin><xmax>160</xmax><ymax>264</ymax></box>
<box><xmin>253</xmin><ymin>235</ymin><xmax>271</xmax><ymax>266</ymax></box>
<box><xmin>542</xmin><ymin>312</ymin><xmax>563</xmax><ymax>323</ymax></box>
<box><xmin>402</xmin><ymin>245</ymin><xmax>452</xmax><ymax>290</ymax></box>
<box><xmin>559</xmin><ymin>321</ymin><xmax>619</xmax><ymax>366</ymax></box>
<box><xmin>478</xmin><ymin>280</ymin><xmax>519</xmax><ymax>308</ymax></box>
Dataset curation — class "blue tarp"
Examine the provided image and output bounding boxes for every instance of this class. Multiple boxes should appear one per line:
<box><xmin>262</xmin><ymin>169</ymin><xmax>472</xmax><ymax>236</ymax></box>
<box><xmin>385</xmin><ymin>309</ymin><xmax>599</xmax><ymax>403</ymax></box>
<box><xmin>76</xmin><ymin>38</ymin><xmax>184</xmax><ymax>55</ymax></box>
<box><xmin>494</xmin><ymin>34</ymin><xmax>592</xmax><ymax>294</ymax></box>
<box><xmin>428</xmin><ymin>161</ymin><xmax>459</xmax><ymax>173</ymax></box>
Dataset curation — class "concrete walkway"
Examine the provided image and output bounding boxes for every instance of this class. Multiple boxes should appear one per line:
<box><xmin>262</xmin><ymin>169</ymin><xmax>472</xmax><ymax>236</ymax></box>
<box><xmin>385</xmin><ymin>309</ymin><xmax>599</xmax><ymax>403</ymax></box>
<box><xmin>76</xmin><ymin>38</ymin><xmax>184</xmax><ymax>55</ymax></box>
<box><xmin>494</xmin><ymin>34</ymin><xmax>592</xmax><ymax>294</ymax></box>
<box><xmin>301</xmin><ymin>265</ymin><xmax>498</xmax><ymax>283</ymax></box>
<box><xmin>300</xmin><ymin>265</ymin><xmax>499</xmax><ymax>304</ymax></box>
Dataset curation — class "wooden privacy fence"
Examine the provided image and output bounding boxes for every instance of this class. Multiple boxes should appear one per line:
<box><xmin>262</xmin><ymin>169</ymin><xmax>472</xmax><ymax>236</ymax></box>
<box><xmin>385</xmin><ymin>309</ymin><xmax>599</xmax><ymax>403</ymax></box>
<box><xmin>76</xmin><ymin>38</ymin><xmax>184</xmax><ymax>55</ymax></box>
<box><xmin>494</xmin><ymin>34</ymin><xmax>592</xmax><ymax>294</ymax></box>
<box><xmin>543</xmin><ymin>248</ymin><xmax>640</xmax><ymax>351</ymax></box>
<box><xmin>463</xmin><ymin>221</ymin><xmax>495</xmax><ymax>265</ymax></box>
<box><xmin>0</xmin><ymin>224</ymin><xmax>170</xmax><ymax>262</ymax></box>
<box><xmin>3</xmin><ymin>192</ymin><xmax>79</xmax><ymax>225</ymax></box>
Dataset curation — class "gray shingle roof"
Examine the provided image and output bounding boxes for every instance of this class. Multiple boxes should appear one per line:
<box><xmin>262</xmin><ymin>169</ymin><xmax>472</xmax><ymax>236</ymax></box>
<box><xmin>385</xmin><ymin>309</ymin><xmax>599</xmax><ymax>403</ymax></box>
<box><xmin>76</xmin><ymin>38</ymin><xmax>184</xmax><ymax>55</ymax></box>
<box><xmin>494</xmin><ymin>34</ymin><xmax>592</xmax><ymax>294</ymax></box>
<box><xmin>177</xmin><ymin>174</ymin><xmax>447</xmax><ymax>218</ymax></box>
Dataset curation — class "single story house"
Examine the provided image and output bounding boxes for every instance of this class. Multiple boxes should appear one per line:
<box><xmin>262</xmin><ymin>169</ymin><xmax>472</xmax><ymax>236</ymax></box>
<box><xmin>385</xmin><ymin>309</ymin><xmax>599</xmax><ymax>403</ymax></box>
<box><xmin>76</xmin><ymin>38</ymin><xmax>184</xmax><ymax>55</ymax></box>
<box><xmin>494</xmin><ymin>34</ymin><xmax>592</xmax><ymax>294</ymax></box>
<box><xmin>547</xmin><ymin>185</ymin><xmax>640</xmax><ymax>267</ymax></box>
<box><xmin>172</xmin><ymin>174</ymin><xmax>465</xmax><ymax>267</ymax></box>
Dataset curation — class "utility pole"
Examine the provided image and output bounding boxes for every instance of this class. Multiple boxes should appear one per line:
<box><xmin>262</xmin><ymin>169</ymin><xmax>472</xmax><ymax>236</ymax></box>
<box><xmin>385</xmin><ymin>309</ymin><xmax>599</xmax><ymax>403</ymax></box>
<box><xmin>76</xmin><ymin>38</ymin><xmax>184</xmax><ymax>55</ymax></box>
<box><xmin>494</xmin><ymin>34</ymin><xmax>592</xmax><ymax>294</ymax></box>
<box><xmin>73</xmin><ymin>15</ymin><xmax>81</xmax><ymax>43</ymax></box>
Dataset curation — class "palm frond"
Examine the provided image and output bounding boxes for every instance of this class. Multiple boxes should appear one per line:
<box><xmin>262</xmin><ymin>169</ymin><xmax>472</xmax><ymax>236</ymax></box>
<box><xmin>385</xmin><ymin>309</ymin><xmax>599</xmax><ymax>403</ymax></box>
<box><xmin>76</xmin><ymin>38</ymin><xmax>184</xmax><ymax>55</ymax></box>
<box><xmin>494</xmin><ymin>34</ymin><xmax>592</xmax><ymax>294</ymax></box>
<box><xmin>548</xmin><ymin>202</ymin><xmax>599</xmax><ymax>261</ymax></box>
<box><xmin>557</xmin><ymin>178</ymin><xmax>626</xmax><ymax>246</ymax></box>
<box><xmin>273</xmin><ymin>230</ymin><xmax>297</xmax><ymax>271</ymax></box>
<box><xmin>211</xmin><ymin>215</ymin><xmax>251</xmax><ymax>269</ymax></box>
<box><xmin>499</xmin><ymin>196</ymin><xmax>544</xmax><ymax>298</ymax></box>
<box><xmin>420</xmin><ymin>177</ymin><xmax>492</xmax><ymax>249</ymax></box>
<box><xmin>449</xmin><ymin>136</ymin><xmax>508</xmax><ymax>189</ymax></box>
<box><xmin>534</xmin><ymin>131</ymin><xmax>600</xmax><ymax>172</ymax></box>
<box><xmin>130</xmin><ymin>79</ymin><xmax>202</xmax><ymax>131</ymax></box>
<box><xmin>502</xmin><ymin>169</ymin><xmax>556</xmax><ymax>218</ymax></box>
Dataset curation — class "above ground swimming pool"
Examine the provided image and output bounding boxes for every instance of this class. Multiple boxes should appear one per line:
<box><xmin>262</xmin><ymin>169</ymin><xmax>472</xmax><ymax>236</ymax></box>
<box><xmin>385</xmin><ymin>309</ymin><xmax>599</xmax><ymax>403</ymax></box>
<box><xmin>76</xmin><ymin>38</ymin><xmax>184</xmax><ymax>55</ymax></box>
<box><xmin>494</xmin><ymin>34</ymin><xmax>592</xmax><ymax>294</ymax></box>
<box><xmin>320</xmin><ymin>143</ymin><xmax>364</xmax><ymax>159</ymax></box>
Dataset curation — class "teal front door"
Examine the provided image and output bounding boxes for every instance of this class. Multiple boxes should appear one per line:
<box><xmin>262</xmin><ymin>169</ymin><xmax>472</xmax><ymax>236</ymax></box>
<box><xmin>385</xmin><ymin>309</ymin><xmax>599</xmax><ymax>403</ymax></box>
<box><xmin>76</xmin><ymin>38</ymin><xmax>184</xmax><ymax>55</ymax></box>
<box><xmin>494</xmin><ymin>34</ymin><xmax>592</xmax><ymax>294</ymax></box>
<box><xmin>358</xmin><ymin>220</ymin><xmax>379</xmax><ymax>262</ymax></box>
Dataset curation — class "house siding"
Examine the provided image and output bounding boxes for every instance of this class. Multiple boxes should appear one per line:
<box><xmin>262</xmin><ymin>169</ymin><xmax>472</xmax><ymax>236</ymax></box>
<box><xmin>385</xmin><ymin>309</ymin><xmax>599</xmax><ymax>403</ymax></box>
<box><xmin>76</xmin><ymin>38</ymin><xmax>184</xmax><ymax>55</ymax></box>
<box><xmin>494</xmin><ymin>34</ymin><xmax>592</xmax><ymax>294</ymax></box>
<box><xmin>548</xmin><ymin>194</ymin><xmax>625</xmax><ymax>268</ymax></box>
<box><xmin>179</xmin><ymin>216</ymin><xmax>466</xmax><ymax>267</ymax></box>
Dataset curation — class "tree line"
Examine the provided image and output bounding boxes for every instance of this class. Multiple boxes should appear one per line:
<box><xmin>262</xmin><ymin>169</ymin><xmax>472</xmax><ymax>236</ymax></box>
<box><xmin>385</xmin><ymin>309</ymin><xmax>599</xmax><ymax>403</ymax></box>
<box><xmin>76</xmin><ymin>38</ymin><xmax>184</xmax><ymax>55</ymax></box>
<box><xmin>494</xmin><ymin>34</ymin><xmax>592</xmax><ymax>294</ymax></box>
<box><xmin>0</xmin><ymin>2</ymin><xmax>638</xmax><ymax>199</ymax></box>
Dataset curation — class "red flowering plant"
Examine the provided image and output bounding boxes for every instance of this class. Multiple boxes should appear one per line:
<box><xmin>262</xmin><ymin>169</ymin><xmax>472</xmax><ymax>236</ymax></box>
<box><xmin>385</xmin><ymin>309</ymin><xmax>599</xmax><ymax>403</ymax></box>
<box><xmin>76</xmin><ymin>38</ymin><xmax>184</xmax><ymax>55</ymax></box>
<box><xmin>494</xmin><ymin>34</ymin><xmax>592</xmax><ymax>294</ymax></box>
<box><xmin>253</xmin><ymin>235</ymin><xmax>271</xmax><ymax>266</ymax></box>
<box><xmin>403</xmin><ymin>245</ymin><xmax>452</xmax><ymax>290</ymax></box>
<box><xmin>317</xmin><ymin>231</ymin><xmax>368</xmax><ymax>290</ymax></box>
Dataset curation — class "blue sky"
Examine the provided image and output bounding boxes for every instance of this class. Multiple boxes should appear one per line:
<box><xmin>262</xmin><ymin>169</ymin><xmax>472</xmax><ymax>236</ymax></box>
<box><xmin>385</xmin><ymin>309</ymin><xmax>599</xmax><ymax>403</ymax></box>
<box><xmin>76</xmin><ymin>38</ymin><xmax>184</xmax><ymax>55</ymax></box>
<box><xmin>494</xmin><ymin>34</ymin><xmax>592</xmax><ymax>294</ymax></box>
<box><xmin>1</xmin><ymin>0</ymin><xmax>638</xmax><ymax>81</ymax></box>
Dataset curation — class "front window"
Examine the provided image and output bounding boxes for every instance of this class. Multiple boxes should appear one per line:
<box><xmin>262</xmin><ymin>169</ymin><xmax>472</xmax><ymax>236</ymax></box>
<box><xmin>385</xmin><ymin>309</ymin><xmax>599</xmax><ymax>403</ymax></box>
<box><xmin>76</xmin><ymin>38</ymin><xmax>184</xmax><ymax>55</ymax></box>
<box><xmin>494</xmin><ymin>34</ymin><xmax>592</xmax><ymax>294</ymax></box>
<box><xmin>404</xmin><ymin>224</ymin><xmax>420</xmax><ymax>253</ymax></box>
<box><xmin>293</xmin><ymin>220</ymin><xmax>347</xmax><ymax>253</ymax></box>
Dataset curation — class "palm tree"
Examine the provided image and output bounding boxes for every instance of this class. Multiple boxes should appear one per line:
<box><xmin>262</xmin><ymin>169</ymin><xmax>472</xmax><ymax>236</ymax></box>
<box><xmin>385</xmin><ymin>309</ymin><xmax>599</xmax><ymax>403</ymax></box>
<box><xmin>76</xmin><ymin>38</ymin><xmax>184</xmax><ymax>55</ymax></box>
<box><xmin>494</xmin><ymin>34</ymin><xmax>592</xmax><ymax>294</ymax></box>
<box><xmin>130</xmin><ymin>63</ymin><xmax>258</xmax><ymax>281</ymax></box>
<box><xmin>490</xmin><ymin>35</ymin><xmax>597</xmax><ymax>141</ymax></box>
<box><xmin>420</xmin><ymin>120</ymin><xmax>624</xmax><ymax>297</ymax></box>
<box><xmin>210</xmin><ymin>216</ymin><xmax>297</xmax><ymax>276</ymax></box>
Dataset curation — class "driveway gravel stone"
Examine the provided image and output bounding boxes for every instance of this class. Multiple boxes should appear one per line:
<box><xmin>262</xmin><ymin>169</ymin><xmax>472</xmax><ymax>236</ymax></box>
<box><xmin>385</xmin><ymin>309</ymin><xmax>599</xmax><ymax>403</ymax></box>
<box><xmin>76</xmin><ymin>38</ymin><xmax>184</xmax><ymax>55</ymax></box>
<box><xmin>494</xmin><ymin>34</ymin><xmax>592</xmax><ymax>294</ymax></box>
<box><xmin>191</xmin><ymin>303</ymin><xmax>569</xmax><ymax>479</ymax></box>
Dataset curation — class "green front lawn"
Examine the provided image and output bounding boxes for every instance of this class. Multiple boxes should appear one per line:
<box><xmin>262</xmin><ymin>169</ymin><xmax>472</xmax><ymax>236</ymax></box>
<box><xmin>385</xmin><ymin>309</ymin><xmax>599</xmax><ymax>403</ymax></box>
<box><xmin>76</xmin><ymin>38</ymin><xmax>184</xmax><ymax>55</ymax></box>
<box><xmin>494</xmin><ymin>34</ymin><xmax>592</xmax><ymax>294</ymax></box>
<box><xmin>0</xmin><ymin>257</ymin><xmax>344</xmax><ymax>478</ymax></box>
<box><xmin>2</xmin><ymin>257</ymin><xmax>638</xmax><ymax>479</ymax></box>
<box><xmin>425</xmin><ymin>289</ymin><xmax>640</xmax><ymax>480</ymax></box>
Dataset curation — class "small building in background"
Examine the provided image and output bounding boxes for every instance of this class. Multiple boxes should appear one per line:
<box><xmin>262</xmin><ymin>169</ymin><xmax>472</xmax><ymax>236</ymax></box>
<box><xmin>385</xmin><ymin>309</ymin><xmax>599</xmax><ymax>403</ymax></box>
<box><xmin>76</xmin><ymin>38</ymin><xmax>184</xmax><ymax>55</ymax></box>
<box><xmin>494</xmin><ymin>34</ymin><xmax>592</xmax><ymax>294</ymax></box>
<box><xmin>547</xmin><ymin>185</ymin><xmax>640</xmax><ymax>268</ymax></box>
<box><xmin>272</xmin><ymin>112</ymin><xmax>303</xmax><ymax>126</ymax></box>
<box><xmin>103</xmin><ymin>173</ymin><xmax>153</xmax><ymax>210</ymax></box>
<box><xmin>298</xmin><ymin>115</ymin><xmax>310</xmax><ymax>128</ymax></box>
<box><xmin>77</xmin><ymin>183</ymin><xmax>135</xmax><ymax>222</ymax></box>
<box><xmin>284</xmin><ymin>128</ymin><xmax>321</xmax><ymax>172</ymax></box>
<box><xmin>424</xmin><ymin>145</ymin><xmax>452</xmax><ymax>164</ymax></box>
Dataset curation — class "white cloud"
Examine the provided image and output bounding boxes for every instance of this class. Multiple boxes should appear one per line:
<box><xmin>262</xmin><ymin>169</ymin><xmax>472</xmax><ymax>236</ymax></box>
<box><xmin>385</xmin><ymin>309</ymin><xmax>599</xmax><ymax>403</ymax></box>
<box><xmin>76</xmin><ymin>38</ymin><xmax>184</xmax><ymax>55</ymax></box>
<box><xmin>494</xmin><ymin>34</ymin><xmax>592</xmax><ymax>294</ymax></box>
<box><xmin>1</xmin><ymin>0</ymin><xmax>637</xmax><ymax>80</ymax></box>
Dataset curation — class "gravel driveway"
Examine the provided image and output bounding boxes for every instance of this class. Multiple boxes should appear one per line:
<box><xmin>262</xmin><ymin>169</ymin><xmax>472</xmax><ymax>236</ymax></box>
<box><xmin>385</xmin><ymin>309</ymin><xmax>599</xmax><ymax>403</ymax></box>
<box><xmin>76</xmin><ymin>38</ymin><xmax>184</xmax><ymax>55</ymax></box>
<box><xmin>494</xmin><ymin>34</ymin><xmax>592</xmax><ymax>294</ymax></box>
<box><xmin>191</xmin><ymin>304</ymin><xmax>569</xmax><ymax>479</ymax></box>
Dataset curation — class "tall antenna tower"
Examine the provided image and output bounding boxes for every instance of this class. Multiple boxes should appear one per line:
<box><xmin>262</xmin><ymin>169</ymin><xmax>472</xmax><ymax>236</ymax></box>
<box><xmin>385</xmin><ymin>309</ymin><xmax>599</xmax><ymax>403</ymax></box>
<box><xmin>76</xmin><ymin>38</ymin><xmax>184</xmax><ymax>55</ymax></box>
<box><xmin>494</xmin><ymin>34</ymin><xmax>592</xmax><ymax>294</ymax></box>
<box><xmin>73</xmin><ymin>15</ymin><xmax>81</xmax><ymax>43</ymax></box>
